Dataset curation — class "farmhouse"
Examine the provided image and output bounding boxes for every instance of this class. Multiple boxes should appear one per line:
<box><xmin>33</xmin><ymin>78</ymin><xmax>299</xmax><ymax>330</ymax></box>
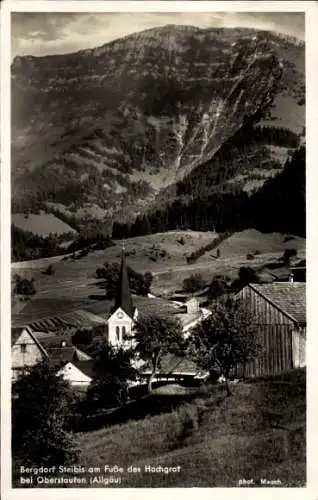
<box><xmin>11</xmin><ymin>326</ymin><xmax>48</xmax><ymax>381</ymax></box>
<box><xmin>235</xmin><ymin>282</ymin><xmax>306</xmax><ymax>377</ymax></box>
<box><xmin>56</xmin><ymin>360</ymin><xmax>94</xmax><ymax>393</ymax></box>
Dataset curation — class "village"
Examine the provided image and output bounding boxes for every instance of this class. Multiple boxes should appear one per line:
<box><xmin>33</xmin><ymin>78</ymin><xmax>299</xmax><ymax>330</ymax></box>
<box><xmin>8</xmin><ymin>9</ymin><xmax>307</xmax><ymax>488</ymax></box>
<box><xmin>12</xmin><ymin>246</ymin><xmax>306</xmax><ymax>394</ymax></box>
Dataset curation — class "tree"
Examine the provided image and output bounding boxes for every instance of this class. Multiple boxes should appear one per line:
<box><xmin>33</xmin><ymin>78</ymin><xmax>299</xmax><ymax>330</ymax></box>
<box><xmin>13</xmin><ymin>274</ymin><xmax>36</xmax><ymax>296</ymax></box>
<box><xmin>12</xmin><ymin>361</ymin><xmax>78</xmax><ymax>468</ymax></box>
<box><xmin>231</xmin><ymin>266</ymin><xmax>259</xmax><ymax>292</ymax></box>
<box><xmin>182</xmin><ymin>273</ymin><xmax>206</xmax><ymax>294</ymax></box>
<box><xmin>187</xmin><ymin>296</ymin><xmax>261</xmax><ymax>396</ymax></box>
<box><xmin>282</xmin><ymin>248</ymin><xmax>297</xmax><ymax>266</ymax></box>
<box><xmin>44</xmin><ymin>264</ymin><xmax>55</xmax><ymax>276</ymax></box>
<box><xmin>208</xmin><ymin>276</ymin><xmax>229</xmax><ymax>300</ymax></box>
<box><xmin>133</xmin><ymin>314</ymin><xmax>184</xmax><ymax>393</ymax></box>
<box><xmin>87</xmin><ymin>340</ymin><xmax>136</xmax><ymax>409</ymax></box>
<box><xmin>95</xmin><ymin>262</ymin><xmax>152</xmax><ymax>297</ymax></box>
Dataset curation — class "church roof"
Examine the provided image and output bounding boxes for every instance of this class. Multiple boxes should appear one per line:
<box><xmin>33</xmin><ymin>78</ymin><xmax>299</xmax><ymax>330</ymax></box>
<box><xmin>113</xmin><ymin>251</ymin><xmax>134</xmax><ymax>318</ymax></box>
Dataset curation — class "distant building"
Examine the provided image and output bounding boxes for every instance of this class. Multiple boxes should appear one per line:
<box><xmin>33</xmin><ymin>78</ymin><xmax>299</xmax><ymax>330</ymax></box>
<box><xmin>290</xmin><ymin>259</ymin><xmax>306</xmax><ymax>283</ymax></box>
<box><xmin>235</xmin><ymin>282</ymin><xmax>306</xmax><ymax>377</ymax></box>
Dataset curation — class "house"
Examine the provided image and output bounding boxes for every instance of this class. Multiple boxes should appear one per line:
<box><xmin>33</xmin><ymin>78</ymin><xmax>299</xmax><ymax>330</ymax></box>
<box><xmin>11</xmin><ymin>326</ymin><xmax>48</xmax><ymax>381</ymax></box>
<box><xmin>56</xmin><ymin>360</ymin><xmax>94</xmax><ymax>393</ymax></box>
<box><xmin>138</xmin><ymin>353</ymin><xmax>209</xmax><ymax>387</ymax></box>
<box><xmin>235</xmin><ymin>282</ymin><xmax>306</xmax><ymax>377</ymax></box>
<box><xmin>33</xmin><ymin>332</ymin><xmax>93</xmax><ymax>390</ymax></box>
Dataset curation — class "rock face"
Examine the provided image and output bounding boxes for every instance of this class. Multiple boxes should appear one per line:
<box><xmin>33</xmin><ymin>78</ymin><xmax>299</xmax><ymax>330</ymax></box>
<box><xmin>11</xmin><ymin>25</ymin><xmax>304</xmax><ymax>221</ymax></box>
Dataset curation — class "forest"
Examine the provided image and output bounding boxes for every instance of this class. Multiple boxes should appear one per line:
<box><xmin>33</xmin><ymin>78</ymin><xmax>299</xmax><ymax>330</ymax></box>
<box><xmin>112</xmin><ymin>146</ymin><xmax>305</xmax><ymax>239</ymax></box>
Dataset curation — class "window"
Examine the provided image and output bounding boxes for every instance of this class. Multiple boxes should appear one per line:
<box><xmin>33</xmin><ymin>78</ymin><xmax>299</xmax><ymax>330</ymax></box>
<box><xmin>116</xmin><ymin>326</ymin><xmax>120</xmax><ymax>341</ymax></box>
<box><xmin>20</xmin><ymin>344</ymin><xmax>27</xmax><ymax>353</ymax></box>
<box><xmin>122</xmin><ymin>326</ymin><xmax>127</xmax><ymax>340</ymax></box>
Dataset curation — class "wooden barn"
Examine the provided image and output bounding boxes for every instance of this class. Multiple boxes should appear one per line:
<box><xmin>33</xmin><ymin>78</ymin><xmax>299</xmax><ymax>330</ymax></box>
<box><xmin>235</xmin><ymin>282</ymin><xmax>306</xmax><ymax>378</ymax></box>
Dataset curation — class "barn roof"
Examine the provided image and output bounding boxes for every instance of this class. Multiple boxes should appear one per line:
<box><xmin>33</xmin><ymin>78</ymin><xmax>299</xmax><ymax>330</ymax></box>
<box><xmin>139</xmin><ymin>353</ymin><xmax>204</xmax><ymax>376</ymax></box>
<box><xmin>249</xmin><ymin>283</ymin><xmax>306</xmax><ymax>324</ymax></box>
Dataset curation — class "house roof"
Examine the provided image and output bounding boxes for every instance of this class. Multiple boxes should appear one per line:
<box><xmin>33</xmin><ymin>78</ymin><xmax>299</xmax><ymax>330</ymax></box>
<box><xmin>11</xmin><ymin>326</ymin><xmax>29</xmax><ymax>346</ymax></box>
<box><xmin>72</xmin><ymin>360</ymin><xmax>95</xmax><ymax>379</ymax></box>
<box><xmin>35</xmin><ymin>333</ymin><xmax>73</xmax><ymax>349</ymax></box>
<box><xmin>133</xmin><ymin>295</ymin><xmax>182</xmax><ymax>319</ymax></box>
<box><xmin>139</xmin><ymin>353</ymin><xmax>203</xmax><ymax>376</ymax></box>
<box><xmin>46</xmin><ymin>344</ymin><xmax>91</xmax><ymax>366</ymax></box>
<box><xmin>11</xmin><ymin>326</ymin><xmax>48</xmax><ymax>357</ymax></box>
<box><xmin>249</xmin><ymin>283</ymin><xmax>306</xmax><ymax>324</ymax></box>
<box><xmin>13</xmin><ymin>309</ymin><xmax>107</xmax><ymax>333</ymax></box>
<box><xmin>47</xmin><ymin>347</ymin><xmax>78</xmax><ymax>366</ymax></box>
<box><xmin>11</xmin><ymin>298</ymin><xmax>92</xmax><ymax>327</ymax></box>
<box><xmin>113</xmin><ymin>251</ymin><xmax>134</xmax><ymax>318</ymax></box>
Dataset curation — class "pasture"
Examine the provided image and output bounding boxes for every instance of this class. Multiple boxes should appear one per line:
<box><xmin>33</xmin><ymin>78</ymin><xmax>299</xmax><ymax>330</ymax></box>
<box><xmin>12</xmin><ymin>229</ymin><xmax>305</xmax><ymax>320</ymax></box>
<box><xmin>12</xmin><ymin>212</ymin><xmax>77</xmax><ymax>237</ymax></box>
<box><xmin>74</xmin><ymin>369</ymin><xmax>306</xmax><ymax>488</ymax></box>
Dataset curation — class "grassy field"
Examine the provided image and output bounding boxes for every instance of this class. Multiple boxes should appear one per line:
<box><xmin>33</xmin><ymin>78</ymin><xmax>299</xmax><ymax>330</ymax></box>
<box><xmin>12</xmin><ymin>229</ymin><xmax>305</xmax><ymax>320</ymax></box>
<box><xmin>73</xmin><ymin>368</ymin><xmax>306</xmax><ymax>488</ymax></box>
<box><xmin>12</xmin><ymin>212</ymin><xmax>77</xmax><ymax>237</ymax></box>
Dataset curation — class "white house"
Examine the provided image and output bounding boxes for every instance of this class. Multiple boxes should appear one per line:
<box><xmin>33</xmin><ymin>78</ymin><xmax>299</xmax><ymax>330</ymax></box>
<box><xmin>56</xmin><ymin>360</ymin><xmax>94</xmax><ymax>392</ymax></box>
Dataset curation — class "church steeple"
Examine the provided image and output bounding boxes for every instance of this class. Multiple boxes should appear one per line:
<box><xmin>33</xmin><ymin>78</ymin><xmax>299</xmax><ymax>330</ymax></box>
<box><xmin>114</xmin><ymin>245</ymin><xmax>134</xmax><ymax>318</ymax></box>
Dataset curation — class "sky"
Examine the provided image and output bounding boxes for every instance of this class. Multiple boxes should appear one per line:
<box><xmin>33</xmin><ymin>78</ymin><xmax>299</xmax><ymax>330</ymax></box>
<box><xmin>11</xmin><ymin>12</ymin><xmax>305</xmax><ymax>59</ymax></box>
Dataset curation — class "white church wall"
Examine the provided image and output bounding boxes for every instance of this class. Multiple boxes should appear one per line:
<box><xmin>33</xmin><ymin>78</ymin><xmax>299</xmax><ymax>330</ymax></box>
<box><xmin>107</xmin><ymin>307</ymin><xmax>134</xmax><ymax>346</ymax></box>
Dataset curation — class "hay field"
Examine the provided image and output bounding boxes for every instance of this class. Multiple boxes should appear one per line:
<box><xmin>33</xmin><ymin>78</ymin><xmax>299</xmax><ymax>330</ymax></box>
<box><xmin>12</xmin><ymin>212</ymin><xmax>77</xmax><ymax>237</ymax></box>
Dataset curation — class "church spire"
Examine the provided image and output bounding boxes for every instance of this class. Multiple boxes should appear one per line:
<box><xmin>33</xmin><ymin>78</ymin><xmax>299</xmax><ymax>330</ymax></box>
<box><xmin>114</xmin><ymin>247</ymin><xmax>134</xmax><ymax>318</ymax></box>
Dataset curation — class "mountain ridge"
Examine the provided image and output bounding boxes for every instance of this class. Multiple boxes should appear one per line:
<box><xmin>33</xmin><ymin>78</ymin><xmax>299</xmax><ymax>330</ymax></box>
<box><xmin>11</xmin><ymin>25</ymin><xmax>304</xmax><ymax>227</ymax></box>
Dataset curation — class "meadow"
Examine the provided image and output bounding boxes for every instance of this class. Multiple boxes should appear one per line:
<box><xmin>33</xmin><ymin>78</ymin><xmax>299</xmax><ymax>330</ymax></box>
<box><xmin>12</xmin><ymin>229</ymin><xmax>305</xmax><ymax>322</ymax></box>
<box><xmin>74</xmin><ymin>368</ymin><xmax>306</xmax><ymax>488</ymax></box>
<box><xmin>12</xmin><ymin>212</ymin><xmax>77</xmax><ymax>237</ymax></box>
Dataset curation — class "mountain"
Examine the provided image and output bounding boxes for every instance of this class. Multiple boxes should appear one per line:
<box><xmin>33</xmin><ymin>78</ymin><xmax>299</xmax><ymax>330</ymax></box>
<box><xmin>11</xmin><ymin>25</ymin><xmax>305</xmax><ymax>227</ymax></box>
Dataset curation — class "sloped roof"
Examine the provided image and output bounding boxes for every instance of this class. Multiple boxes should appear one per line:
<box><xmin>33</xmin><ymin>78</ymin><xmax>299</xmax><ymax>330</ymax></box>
<box><xmin>133</xmin><ymin>295</ymin><xmax>181</xmax><ymax>319</ymax></box>
<box><xmin>46</xmin><ymin>345</ymin><xmax>91</xmax><ymax>366</ymax></box>
<box><xmin>139</xmin><ymin>353</ymin><xmax>203</xmax><ymax>376</ymax></box>
<box><xmin>114</xmin><ymin>251</ymin><xmax>134</xmax><ymax>317</ymax></box>
<box><xmin>11</xmin><ymin>298</ymin><xmax>91</xmax><ymax>327</ymax></box>
<box><xmin>249</xmin><ymin>283</ymin><xmax>306</xmax><ymax>324</ymax></box>
<box><xmin>47</xmin><ymin>347</ymin><xmax>77</xmax><ymax>365</ymax></box>
<box><xmin>35</xmin><ymin>333</ymin><xmax>73</xmax><ymax>349</ymax></box>
<box><xmin>73</xmin><ymin>360</ymin><xmax>95</xmax><ymax>379</ymax></box>
<box><xmin>11</xmin><ymin>326</ymin><xmax>28</xmax><ymax>346</ymax></box>
<box><xmin>11</xmin><ymin>326</ymin><xmax>48</xmax><ymax>357</ymax></box>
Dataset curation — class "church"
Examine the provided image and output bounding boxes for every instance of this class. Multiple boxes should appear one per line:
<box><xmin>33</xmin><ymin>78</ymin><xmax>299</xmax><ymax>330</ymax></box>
<box><xmin>106</xmin><ymin>250</ymin><xmax>138</xmax><ymax>347</ymax></box>
<box><xmin>105</xmin><ymin>250</ymin><xmax>211</xmax><ymax>385</ymax></box>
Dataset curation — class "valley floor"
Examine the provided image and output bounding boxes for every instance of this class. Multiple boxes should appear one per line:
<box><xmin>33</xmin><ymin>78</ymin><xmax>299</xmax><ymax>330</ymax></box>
<box><xmin>12</xmin><ymin>229</ymin><xmax>305</xmax><ymax>321</ymax></box>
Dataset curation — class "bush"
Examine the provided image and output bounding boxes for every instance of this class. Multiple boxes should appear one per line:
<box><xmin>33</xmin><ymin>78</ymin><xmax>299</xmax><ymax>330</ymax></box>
<box><xmin>282</xmin><ymin>248</ymin><xmax>297</xmax><ymax>265</ymax></box>
<box><xmin>13</xmin><ymin>274</ymin><xmax>36</xmax><ymax>296</ymax></box>
<box><xmin>44</xmin><ymin>264</ymin><xmax>55</xmax><ymax>275</ymax></box>
<box><xmin>183</xmin><ymin>273</ymin><xmax>206</xmax><ymax>294</ymax></box>
<box><xmin>12</xmin><ymin>361</ymin><xmax>78</xmax><ymax>469</ymax></box>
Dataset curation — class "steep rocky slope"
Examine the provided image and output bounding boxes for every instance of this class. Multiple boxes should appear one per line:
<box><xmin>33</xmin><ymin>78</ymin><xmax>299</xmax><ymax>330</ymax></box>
<box><xmin>11</xmin><ymin>25</ymin><xmax>304</xmax><ymax>224</ymax></box>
